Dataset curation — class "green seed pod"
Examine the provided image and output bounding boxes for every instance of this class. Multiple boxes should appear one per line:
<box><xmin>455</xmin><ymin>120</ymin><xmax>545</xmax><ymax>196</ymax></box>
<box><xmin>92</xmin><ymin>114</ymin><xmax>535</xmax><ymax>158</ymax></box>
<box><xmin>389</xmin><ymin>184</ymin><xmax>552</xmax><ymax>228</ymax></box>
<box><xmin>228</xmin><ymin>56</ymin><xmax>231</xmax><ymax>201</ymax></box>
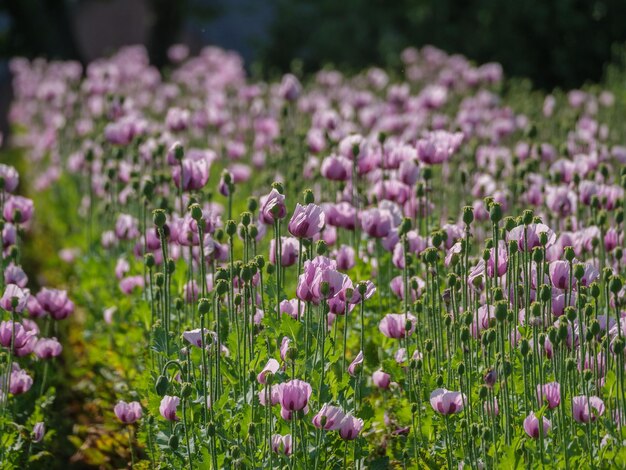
<box><xmin>240</xmin><ymin>265</ymin><xmax>252</xmax><ymax>282</ymax></box>
<box><xmin>565</xmin><ymin>306</ymin><xmax>577</xmax><ymax>322</ymax></box>
<box><xmin>573</xmin><ymin>264</ymin><xmax>584</xmax><ymax>281</ymax></box>
<box><xmin>174</xmin><ymin>298</ymin><xmax>183</xmax><ymax>311</ymax></box>
<box><xmin>539</xmin><ymin>284</ymin><xmax>552</xmax><ymax>303</ymax></box>
<box><xmin>266</xmin><ymin>263</ymin><xmax>275</xmax><ymax>275</ymax></box>
<box><xmin>547</xmin><ymin>327</ymin><xmax>557</xmax><ymax>344</ymax></box>
<box><xmin>316</xmin><ymin>240</ymin><xmax>327</xmax><ymax>256</ymax></box>
<box><xmin>422</xmin><ymin>166</ymin><xmax>432</xmax><ymax>181</ymax></box>
<box><xmin>610</xmin><ymin>275</ymin><xmax>623</xmax><ymax>294</ymax></box>
<box><xmin>153</xmin><ymin>209</ymin><xmax>167</xmax><ymax>228</ymax></box>
<box><xmin>424</xmin><ymin>248</ymin><xmax>438</xmax><ymax>265</ymax></box>
<box><xmin>538</xmin><ymin>333</ymin><xmax>546</xmax><ymax>347</ymax></box>
<box><xmin>489</xmin><ymin>203</ymin><xmax>502</xmax><ymax>223</ymax></box>
<box><xmin>190</xmin><ymin>203</ymin><xmax>203</xmax><ymax>221</ymax></box>
<box><xmin>522</xmin><ymin>210</ymin><xmax>534</xmax><ymax>226</ymax></box>
<box><xmin>286</xmin><ymin>346</ymin><xmax>298</xmax><ymax>362</ymax></box>
<box><xmin>145</xmin><ymin>253</ymin><xmax>155</xmax><ymax>269</ymax></box>
<box><xmin>520</xmin><ymin>339</ymin><xmax>530</xmax><ymax>357</ymax></box>
<box><xmin>214</xmin><ymin>280</ymin><xmax>228</xmax><ymax>297</ymax></box>
<box><xmin>399</xmin><ymin>217</ymin><xmax>412</xmax><ymax>236</ymax></box>
<box><xmin>143</xmin><ymin>179</ymin><xmax>155</xmax><ymax>199</ymax></box>
<box><xmin>590</xmin><ymin>320</ymin><xmax>600</xmax><ymax>336</ymax></box>
<box><xmin>495</xmin><ymin>301</ymin><xmax>508</xmax><ymax>322</ymax></box>
<box><xmin>226</xmin><ymin>220</ymin><xmax>237</xmax><ymax>237</ymax></box>
<box><xmin>303</xmin><ymin>189</ymin><xmax>315</xmax><ymax>204</ymax></box>
<box><xmin>431</xmin><ymin>231</ymin><xmax>444</xmax><ymax>248</ymax></box>
<box><xmin>583</xmin><ymin>284</ymin><xmax>596</xmax><ymax>303</ymax></box>
<box><xmin>154</xmin><ymin>272</ymin><xmax>165</xmax><ymax>287</ymax></box>
<box><xmin>436</xmin><ymin>375</ymin><xmax>443</xmax><ymax>387</ymax></box>
<box><xmin>493</xmin><ymin>287</ymin><xmax>504</xmax><ymax>302</ymax></box>
<box><xmin>463</xmin><ymin>206</ymin><xmax>474</xmax><ymax>226</ymax></box>
<box><xmin>198</xmin><ymin>298</ymin><xmax>211</xmax><ymax>315</ymax></box>
<box><xmin>503</xmin><ymin>216</ymin><xmax>515</xmax><ymax>233</ymax></box>
<box><xmin>240</xmin><ymin>212</ymin><xmax>252</xmax><ymax>227</ymax></box>
<box><xmin>530</xmin><ymin>302</ymin><xmax>541</xmax><ymax>318</ymax></box>
<box><xmin>247</xmin><ymin>197</ymin><xmax>258</xmax><ymax>213</ymax></box>
<box><xmin>271</xmin><ymin>181</ymin><xmax>284</xmax><ymax>194</ymax></box>
<box><xmin>457</xmin><ymin>362</ymin><xmax>465</xmax><ymax>376</ymax></box>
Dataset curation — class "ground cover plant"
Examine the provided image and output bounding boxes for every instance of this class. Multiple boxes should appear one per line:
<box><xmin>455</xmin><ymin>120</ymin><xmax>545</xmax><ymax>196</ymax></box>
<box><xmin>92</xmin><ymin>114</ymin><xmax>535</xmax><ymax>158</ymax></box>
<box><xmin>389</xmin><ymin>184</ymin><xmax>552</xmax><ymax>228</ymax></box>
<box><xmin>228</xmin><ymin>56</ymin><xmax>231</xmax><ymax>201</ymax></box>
<box><xmin>1</xmin><ymin>44</ymin><xmax>626</xmax><ymax>468</ymax></box>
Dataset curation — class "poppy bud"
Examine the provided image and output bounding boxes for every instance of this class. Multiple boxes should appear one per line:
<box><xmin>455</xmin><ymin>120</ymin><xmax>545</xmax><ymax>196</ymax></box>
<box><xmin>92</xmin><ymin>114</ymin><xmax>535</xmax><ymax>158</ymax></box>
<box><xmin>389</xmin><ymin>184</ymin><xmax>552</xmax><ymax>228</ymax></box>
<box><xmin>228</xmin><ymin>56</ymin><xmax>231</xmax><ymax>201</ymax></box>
<box><xmin>155</xmin><ymin>375</ymin><xmax>169</xmax><ymax>396</ymax></box>
<box><xmin>181</xmin><ymin>383</ymin><xmax>193</xmax><ymax>398</ymax></box>
<box><xmin>522</xmin><ymin>210</ymin><xmax>534</xmax><ymax>226</ymax></box>
<box><xmin>226</xmin><ymin>220</ymin><xmax>237</xmax><ymax>237</ymax></box>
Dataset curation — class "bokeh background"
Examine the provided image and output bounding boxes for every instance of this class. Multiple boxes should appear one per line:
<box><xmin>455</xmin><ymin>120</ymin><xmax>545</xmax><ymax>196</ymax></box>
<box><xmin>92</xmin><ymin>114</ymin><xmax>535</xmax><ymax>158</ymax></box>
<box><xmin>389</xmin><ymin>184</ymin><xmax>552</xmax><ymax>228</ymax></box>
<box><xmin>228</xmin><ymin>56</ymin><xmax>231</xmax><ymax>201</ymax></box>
<box><xmin>2</xmin><ymin>0</ymin><xmax>626</xmax><ymax>136</ymax></box>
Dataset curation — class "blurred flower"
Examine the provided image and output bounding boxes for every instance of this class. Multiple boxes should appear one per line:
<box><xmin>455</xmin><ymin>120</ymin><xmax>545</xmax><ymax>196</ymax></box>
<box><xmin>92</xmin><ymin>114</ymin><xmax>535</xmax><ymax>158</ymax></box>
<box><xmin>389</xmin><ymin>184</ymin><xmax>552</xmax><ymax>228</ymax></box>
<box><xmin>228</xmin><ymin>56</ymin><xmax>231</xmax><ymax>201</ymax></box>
<box><xmin>159</xmin><ymin>395</ymin><xmax>180</xmax><ymax>421</ymax></box>
<box><xmin>572</xmin><ymin>396</ymin><xmax>605</xmax><ymax>423</ymax></box>
<box><xmin>523</xmin><ymin>411</ymin><xmax>551</xmax><ymax>438</ymax></box>
<box><xmin>430</xmin><ymin>388</ymin><xmax>466</xmax><ymax>415</ymax></box>
<box><xmin>288</xmin><ymin>203</ymin><xmax>325</xmax><ymax>239</ymax></box>
<box><xmin>32</xmin><ymin>422</ymin><xmax>45</xmax><ymax>443</ymax></box>
<box><xmin>114</xmin><ymin>400</ymin><xmax>143</xmax><ymax>424</ymax></box>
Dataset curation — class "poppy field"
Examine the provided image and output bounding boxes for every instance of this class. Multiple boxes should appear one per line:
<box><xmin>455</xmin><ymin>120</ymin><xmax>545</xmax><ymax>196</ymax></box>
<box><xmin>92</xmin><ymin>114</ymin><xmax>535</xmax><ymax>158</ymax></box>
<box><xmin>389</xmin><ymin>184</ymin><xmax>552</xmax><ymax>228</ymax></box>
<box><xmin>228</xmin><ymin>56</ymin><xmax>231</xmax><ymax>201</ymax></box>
<box><xmin>1</xmin><ymin>44</ymin><xmax>626</xmax><ymax>468</ymax></box>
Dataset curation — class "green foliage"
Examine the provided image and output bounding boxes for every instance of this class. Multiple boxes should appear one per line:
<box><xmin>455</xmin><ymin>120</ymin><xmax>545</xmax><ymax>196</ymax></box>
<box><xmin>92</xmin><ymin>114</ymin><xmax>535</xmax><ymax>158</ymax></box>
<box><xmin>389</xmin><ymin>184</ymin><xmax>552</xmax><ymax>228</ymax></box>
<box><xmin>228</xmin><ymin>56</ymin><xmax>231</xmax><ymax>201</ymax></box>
<box><xmin>260</xmin><ymin>0</ymin><xmax>626</xmax><ymax>89</ymax></box>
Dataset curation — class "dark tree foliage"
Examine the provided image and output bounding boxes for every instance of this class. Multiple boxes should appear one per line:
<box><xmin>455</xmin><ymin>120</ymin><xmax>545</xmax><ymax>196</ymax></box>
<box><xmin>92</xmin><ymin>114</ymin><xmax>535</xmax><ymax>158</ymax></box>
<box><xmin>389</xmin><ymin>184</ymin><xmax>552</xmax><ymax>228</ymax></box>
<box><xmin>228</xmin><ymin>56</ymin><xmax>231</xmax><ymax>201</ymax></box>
<box><xmin>259</xmin><ymin>0</ymin><xmax>626</xmax><ymax>89</ymax></box>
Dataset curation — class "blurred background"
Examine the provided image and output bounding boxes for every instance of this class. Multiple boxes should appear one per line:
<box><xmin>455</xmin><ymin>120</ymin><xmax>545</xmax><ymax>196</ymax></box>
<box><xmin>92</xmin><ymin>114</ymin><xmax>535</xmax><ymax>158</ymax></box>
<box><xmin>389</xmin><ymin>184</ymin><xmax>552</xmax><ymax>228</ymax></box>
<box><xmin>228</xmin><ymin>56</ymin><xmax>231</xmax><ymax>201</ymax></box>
<box><xmin>1</xmin><ymin>0</ymin><xmax>626</xmax><ymax>137</ymax></box>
